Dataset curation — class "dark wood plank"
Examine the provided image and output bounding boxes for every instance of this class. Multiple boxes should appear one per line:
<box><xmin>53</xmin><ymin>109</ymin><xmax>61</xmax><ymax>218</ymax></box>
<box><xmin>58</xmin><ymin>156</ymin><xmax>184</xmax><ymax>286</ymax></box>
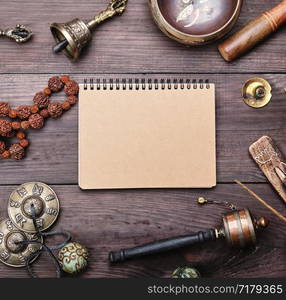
<box><xmin>0</xmin><ymin>183</ymin><xmax>284</xmax><ymax>278</ymax></box>
<box><xmin>1</xmin><ymin>74</ymin><xmax>286</xmax><ymax>185</ymax></box>
<box><xmin>0</xmin><ymin>0</ymin><xmax>286</xmax><ymax>73</ymax></box>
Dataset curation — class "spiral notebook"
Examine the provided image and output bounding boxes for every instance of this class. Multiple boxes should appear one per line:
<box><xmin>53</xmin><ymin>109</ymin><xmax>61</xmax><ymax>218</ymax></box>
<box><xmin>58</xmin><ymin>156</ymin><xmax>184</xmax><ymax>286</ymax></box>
<box><xmin>79</xmin><ymin>79</ymin><xmax>216</xmax><ymax>189</ymax></box>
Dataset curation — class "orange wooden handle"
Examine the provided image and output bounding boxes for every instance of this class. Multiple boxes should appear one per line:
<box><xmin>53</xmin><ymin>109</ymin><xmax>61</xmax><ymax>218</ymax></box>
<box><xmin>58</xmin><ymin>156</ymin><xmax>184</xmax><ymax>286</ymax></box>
<box><xmin>218</xmin><ymin>0</ymin><xmax>286</xmax><ymax>62</ymax></box>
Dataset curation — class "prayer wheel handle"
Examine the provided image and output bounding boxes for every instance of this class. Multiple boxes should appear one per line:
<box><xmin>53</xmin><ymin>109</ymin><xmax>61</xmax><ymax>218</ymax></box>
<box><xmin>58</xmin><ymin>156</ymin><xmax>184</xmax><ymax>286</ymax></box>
<box><xmin>109</xmin><ymin>209</ymin><xmax>269</xmax><ymax>263</ymax></box>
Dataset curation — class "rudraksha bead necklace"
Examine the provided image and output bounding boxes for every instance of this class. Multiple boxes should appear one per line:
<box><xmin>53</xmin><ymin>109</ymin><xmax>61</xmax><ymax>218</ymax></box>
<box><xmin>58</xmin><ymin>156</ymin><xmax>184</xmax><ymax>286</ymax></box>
<box><xmin>0</xmin><ymin>75</ymin><xmax>79</xmax><ymax>160</ymax></box>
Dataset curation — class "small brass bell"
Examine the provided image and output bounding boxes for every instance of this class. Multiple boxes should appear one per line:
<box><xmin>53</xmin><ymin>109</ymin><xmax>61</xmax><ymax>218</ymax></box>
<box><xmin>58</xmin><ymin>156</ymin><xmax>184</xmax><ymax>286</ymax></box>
<box><xmin>242</xmin><ymin>77</ymin><xmax>272</xmax><ymax>108</ymax></box>
<box><xmin>51</xmin><ymin>0</ymin><xmax>128</xmax><ymax>60</ymax></box>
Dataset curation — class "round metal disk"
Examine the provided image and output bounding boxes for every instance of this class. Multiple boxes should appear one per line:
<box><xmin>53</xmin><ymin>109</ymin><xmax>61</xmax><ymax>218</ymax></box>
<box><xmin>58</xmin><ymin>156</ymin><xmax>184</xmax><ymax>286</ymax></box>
<box><xmin>0</xmin><ymin>218</ymin><xmax>42</xmax><ymax>267</ymax></box>
<box><xmin>8</xmin><ymin>182</ymin><xmax>60</xmax><ymax>233</ymax></box>
<box><xmin>242</xmin><ymin>77</ymin><xmax>272</xmax><ymax>108</ymax></box>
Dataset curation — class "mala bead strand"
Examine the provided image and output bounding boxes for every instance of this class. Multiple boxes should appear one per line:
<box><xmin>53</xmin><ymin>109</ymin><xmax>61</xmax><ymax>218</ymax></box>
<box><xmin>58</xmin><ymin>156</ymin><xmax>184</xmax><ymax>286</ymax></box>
<box><xmin>17</xmin><ymin>105</ymin><xmax>31</xmax><ymax>120</ymax></box>
<box><xmin>0</xmin><ymin>120</ymin><xmax>12</xmax><ymax>137</ymax></box>
<box><xmin>64</xmin><ymin>80</ymin><xmax>79</xmax><ymax>96</ymax></box>
<box><xmin>0</xmin><ymin>140</ymin><xmax>6</xmax><ymax>154</ymax></box>
<box><xmin>48</xmin><ymin>102</ymin><xmax>63</xmax><ymax>118</ymax></box>
<box><xmin>0</xmin><ymin>75</ymin><xmax>79</xmax><ymax>161</ymax></box>
<box><xmin>9</xmin><ymin>109</ymin><xmax>18</xmax><ymax>119</ymax></box>
<box><xmin>0</xmin><ymin>102</ymin><xmax>11</xmax><ymax>117</ymax></box>
<box><xmin>29</xmin><ymin>113</ymin><xmax>44</xmax><ymax>129</ymax></box>
<box><xmin>33</xmin><ymin>92</ymin><xmax>50</xmax><ymax>108</ymax></box>
<box><xmin>9</xmin><ymin>144</ymin><xmax>25</xmax><ymax>160</ymax></box>
<box><xmin>48</xmin><ymin>76</ymin><xmax>64</xmax><ymax>92</ymax></box>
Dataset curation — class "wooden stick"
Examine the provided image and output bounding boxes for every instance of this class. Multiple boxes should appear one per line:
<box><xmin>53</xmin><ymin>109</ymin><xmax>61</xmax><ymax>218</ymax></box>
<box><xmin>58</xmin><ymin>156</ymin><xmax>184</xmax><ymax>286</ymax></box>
<box><xmin>235</xmin><ymin>180</ymin><xmax>286</xmax><ymax>223</ymax></box>
<box><xmin>218</xmin><ymin>0</ymin><xmax>286</xmax><ymax>61</ymax></box>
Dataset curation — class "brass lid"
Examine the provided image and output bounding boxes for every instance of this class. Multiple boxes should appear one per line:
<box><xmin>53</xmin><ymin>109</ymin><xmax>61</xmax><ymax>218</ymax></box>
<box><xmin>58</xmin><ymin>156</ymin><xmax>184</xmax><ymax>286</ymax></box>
<box><xmin>0</xmin><ymin>218</ymin><xmax>42</xmax><ymax>267</ymax></box>
<box><xmin>8</xmin><ymin>182</ymin><xmax>60</xmax><ymax>233</ymax></box>
<box><xmin>242</xmin><ymin>78</ymin><xmax>272</xmax><ymax>108</ymax></box>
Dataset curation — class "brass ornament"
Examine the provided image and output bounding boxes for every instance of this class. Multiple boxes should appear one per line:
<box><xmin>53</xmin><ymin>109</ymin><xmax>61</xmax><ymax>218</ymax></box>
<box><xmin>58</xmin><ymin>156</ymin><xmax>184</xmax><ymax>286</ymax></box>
<box><xmin>51</xmin><ymin>0</ymin><xmax>128</xmax><ymax>60</ymax></box>
<box><xmin>58</xmin><ymin>242</ymin><xmax>89</xmax><ymax>275</ymax></box>
<box><xmin>172</xmin><ymin>267</ymin><xmax>201</xmax><ymax>278</ymax></box>
<box><xmin>242</xmin><ymin>77</ymin><xmax>272</xmax><ymax>108</ymax></box>
<box><xmin>8</xmin><ymin>182</ymin><xmax>60</xmax><ymax>234</ymax></box>
<box><xmin>0</xmin><ymin>24</ymin><xmax>32</xmax><ymax>43</ymax></box>
<box><xmin>0</xmin><ymin>218</ymin><xmax>42</xmax><ymax>267</ymax></box>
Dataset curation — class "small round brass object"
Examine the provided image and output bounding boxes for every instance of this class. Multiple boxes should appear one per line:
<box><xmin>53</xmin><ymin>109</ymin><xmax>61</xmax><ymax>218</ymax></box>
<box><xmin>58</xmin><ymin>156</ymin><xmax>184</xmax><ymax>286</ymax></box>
<box><xmin>242</xmin><ymin>78</ymin><xmax>272</xmax><ymax>108</ymax></box>
<box><xmin>197</xmin><ymin>197</ymin><xmax>207</xmax><ymax>205</ymax></box>
<box><xmin>8</xmin><ymin>182</ymin><xmax>60</xmax><ymax>233</ymax></box>
<box><xmin>58</xmin><ymin>242</ymin><xmax>88</xmax><ymax>275</ymax></box>
<box><xmin>256</xmin><ymin>217</ymin><xmax>269</xmax><ymax>229</ymax></box>
<box><xmin>0</xmin><ymin>218</ymin><xmax>42</xmax><ymax>267</ymax></box>
<box><xmin>172</xmin><ymin>266</ymin><xmax>201</xmax><ymax>278</ymax></box>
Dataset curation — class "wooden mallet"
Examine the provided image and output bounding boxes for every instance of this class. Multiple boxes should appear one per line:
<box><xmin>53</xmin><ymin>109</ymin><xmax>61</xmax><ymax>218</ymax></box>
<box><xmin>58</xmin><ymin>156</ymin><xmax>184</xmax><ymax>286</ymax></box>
<box><xmin>218</xmin><ymin>0</ymin><xmax>286</xmax><ymax>61</ymax></box>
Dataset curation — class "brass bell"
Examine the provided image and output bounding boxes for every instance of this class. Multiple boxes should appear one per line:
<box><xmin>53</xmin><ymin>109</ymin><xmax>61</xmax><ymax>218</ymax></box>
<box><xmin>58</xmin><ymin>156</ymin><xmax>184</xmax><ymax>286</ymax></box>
<box><xmin>242</xmin><ymin>77</ymin><xmax>272</xmax><ymax>108</ymax></box>
<box><xmin>50</xmin><ymin>0</ymin><xmax>128</xmax><ymax>60</ymax></box>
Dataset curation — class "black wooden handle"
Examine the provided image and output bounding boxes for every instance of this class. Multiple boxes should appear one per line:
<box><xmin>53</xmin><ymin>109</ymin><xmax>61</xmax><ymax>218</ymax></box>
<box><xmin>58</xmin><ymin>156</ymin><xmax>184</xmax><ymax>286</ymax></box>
<box><xmin>109</xmin><ymin>229</ymin><xmax>216</xmax><ymax>263</ymax></box>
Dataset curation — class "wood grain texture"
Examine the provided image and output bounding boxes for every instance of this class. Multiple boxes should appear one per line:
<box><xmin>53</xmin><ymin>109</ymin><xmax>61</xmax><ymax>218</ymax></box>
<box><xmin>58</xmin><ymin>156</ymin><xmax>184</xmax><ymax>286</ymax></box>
<box><xmin>0</xmin><ymin>0</ymin><xmax>286</xmax><ymax>73</ymax></box>
<box><xmin>0</xmin><ymin>184</ymin><xmax>284</xmax><ymax>278</ymax></box>
<box><xmin>1</xmin><ymin>74</ymin><xmax>286</xmax><ymax>185</ymax></box>
<box><xmin>1</xmin><ymin>0</ymin><xmax>286</xmax><ymax>279</ymax></box>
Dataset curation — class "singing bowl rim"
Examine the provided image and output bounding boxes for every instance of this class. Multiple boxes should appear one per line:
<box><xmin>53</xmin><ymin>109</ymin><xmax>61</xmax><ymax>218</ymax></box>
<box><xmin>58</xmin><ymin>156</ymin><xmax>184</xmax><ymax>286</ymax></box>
<box><xmin>149</xmin><ymin>0</ymin><xmax>243</xmax><ymax>45</ymax></box>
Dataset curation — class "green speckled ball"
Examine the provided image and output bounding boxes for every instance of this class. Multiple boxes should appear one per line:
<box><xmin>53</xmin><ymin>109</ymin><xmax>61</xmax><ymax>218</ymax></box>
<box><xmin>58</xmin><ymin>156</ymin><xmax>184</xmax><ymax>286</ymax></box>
<box><xmin>58</xmin><ymin>242</ymin><xmax>88</xmax><ymax>275</ymax></box>
<box><xmin>172</xmin><ymin>267</ymin><xmax>201</xmax><ymax>278</ymax></box>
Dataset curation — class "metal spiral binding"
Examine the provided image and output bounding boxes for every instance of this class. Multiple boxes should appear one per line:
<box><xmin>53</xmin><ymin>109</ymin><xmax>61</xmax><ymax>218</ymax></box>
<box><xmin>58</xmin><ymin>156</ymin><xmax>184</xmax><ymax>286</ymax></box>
<box><xmin>83</xmin><ymin>79</ymin><xmax>210</xmax><ymax>90</ymax></box>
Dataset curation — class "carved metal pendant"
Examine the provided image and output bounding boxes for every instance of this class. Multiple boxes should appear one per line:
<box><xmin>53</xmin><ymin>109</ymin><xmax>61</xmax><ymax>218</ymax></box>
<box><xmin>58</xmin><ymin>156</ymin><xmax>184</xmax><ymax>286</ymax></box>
<box><xmin>0</xmin><ymin>25</ymin><xmax>32</xmax><ymax>43</ymax></box>
<box><xmin>0</xmin><ymin>218</ymin><xmax>42</xmax><ymax>267</ymax></box>
<box><xmin>8</xmin><ymin>182</ymin><xmax>60</xmax><ymax>233</ymax></box>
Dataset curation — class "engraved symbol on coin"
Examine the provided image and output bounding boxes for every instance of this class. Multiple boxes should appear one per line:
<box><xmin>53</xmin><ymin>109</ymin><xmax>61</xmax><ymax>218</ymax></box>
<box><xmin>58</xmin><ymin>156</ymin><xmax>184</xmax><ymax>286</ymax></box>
<box><xmin>35</xmin><ymin>218</ymin><xmax>44</xmax><ymax>229</ymax></box>
<box><xmin>46</xmin><ymin>208</ymin><xmax>58</xmax><ymax>216</ymax></box>
<box><xmin>8</xmin><ymin>182</ymin><xmax>60</xmax><ymax>233</ymax></box>
<box><xmin>17</xmin><ymin>187</ymin><xmax>28</xmax><ymax>198</ymax></box>
<box><xmin>10</xmin><ymin>199</ymin><xmax>21</xmax><ymax>208</ymax></box>
<box><xmin>0</xmin><ymin>250</ymin><xmax>10</xmax><ymax>261</ymax></box>
<box><xmin>15</xmin><ymin>213</ymin><xmax>27</xmax><ymax>228</ymax></box>
<box><xmin>0</xmin><ymin>232</ymin><xmax>4</xmax><ymax>244</ymax></box>
<box><xmin>45</xmin><ymin>194</ymin><xmax>55</xmax><ymax>202</ymax></box>
<box><xmin>32</xmin><ymin>183</ymin><xmax>44</xmax><ymax>196</ymax></box>
<box><xmin>6</xmin><ymin>220</ymin><xmax>14</xmax><ymax>231</ymax></box>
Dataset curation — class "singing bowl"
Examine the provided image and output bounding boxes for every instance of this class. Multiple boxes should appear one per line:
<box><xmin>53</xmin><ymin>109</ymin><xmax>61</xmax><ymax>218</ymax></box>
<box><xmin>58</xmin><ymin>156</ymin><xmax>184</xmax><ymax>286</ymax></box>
<box><xmin>149</xmin><ymin>0</ymin><xmax>243</xmax><ymax>46</ymax></box>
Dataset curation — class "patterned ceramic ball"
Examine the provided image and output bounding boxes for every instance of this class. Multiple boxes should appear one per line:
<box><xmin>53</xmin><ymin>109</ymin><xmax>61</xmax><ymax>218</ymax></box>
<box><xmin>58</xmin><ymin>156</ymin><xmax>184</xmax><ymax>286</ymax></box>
<box><xmin>58</xmin><ymin>242</ymin><xmax>88</xmax><ymax>275</ymax></box>
<box><xmin>172</xmin><ymin>267</ymin><xmax>201</xmax><ymax>278</ymax></box>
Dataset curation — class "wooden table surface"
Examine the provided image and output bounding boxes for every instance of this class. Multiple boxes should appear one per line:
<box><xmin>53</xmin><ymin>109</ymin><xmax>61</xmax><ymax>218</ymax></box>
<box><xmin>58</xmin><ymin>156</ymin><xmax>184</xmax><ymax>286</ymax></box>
<box><xmin>1</xmin><ymin>0</ymin><xmax>286</xmax><ymax>278</ymax></box>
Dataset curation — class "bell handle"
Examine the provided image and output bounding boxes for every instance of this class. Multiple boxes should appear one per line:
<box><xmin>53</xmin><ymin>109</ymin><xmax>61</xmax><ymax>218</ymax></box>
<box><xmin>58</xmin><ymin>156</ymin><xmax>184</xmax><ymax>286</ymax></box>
<box><xmin>109</xmin><ymin>229</ymin><xmax>217</xmax><ymax>263</ymax></box>
<box><xmin>87</xmin><ymin>0</ymin><xmax>128</xmax><ymax>30</ymax></box>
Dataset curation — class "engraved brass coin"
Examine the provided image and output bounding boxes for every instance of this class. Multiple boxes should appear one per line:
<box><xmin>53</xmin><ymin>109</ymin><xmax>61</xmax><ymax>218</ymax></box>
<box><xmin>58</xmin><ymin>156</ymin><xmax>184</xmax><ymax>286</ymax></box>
<box><xmin>242</xmin><ymin>78</ymin><xmax>272</xmax><ymax>108</ymax></box>
<box><xmin>8</xmin><ymin>182</ymin><xmax>60</xmax><ymax>233</ymax></box>
<box><xmin>0</xmin><ymin>218</ymin><xmax>42</xmax><ymax>267</ymax></box>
